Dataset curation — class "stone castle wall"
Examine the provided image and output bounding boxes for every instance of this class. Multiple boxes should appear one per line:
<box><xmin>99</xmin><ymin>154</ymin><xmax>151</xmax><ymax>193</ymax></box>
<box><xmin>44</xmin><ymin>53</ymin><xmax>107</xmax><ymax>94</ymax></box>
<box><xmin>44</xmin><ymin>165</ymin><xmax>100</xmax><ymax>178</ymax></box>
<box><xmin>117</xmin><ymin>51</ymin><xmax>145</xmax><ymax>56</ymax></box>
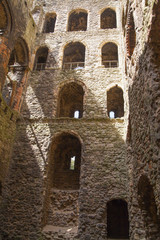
<box><xmin>0</xmin><ymin>0</ymin><xmax>130</xmax><ymax>239</ymax></box>
<box><xmin>0</xmin><ymin>0</ymin><xmax>159</xmax><ymax>240</ymax></box>
<box><xmin>125</xmin><ymin>0</ymin><xmax>160</xmax><ymax>239</ymax></box>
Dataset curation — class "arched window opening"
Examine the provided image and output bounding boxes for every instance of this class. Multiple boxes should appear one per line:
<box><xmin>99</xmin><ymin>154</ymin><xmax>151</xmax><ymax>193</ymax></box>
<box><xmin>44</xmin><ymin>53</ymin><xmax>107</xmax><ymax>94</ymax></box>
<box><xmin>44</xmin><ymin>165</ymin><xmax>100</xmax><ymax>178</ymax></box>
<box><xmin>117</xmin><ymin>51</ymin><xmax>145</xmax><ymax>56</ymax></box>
<box><xmin>2</xmin><ymin>38</ymin><xmax>29</xmax><ymax>108</ymax></box>
<box><xmin>57</xmin><ymin>82</ymin><xmax>84</xmax><ymax>118</ymax></box>
<box><xmin>102</xmin><ymin>42</ymin><xmax>118</xmax><ymax>68</ymax></box>
<box><xmin>63</xmin><ymin>42</ymin><xmax>85</xmax><ymax>70</ymax></box>
<box><xmin>138</xmin><ymin>176</ymin><xmax>160</xmax><ymax>238</ymax></box>
<box><xmin>43</xmin><ymin>13</ymin><xmax>56</xmax><ymax>33</ymax></box>
<box><xmin>8</xmin><ymin>40</ymin><xmax>28</xmax><ymax>66</ymax></box>
<box><xmin>52</xmin><ymin>133</ymin><xmax>81</xmax><ymax>190</ymax></box>
<box><xmin>101</xmin><ymin>8</ymin><xmax>117</xmax><ymax>29</ymax></box>
<box><xmin>126</xmin><ymin>11</ymin><xmax>136</xmax><ymax>58</ymax></box>
<box><xmin>107</xmin><ymin>86</ymin><xmax>124</xmax><ymax>118</ymax></box>
<box><xmin>0</xmin><ymin>1</ymin><xmax>12</xmax><ymax>35</ymax></box>
<box><xmin>42</xmin><ymin>132</ymin><xmax>81</xmax><ymax>227</ymax></box>
<box><xmin>107</xmin><ymin>199</ymin><xmax>129</xmax><ymax>239</ymax></box>
<box><xmin>68</xmin><ymin>10</ymin><xmax>87</xmax><ymax>31</ymax></box>
<box><xmin>0</xmin><ymin>3</ymin><xmax>7</xmax><ymax>34</ymax></box>
<box><xmin>34</xmin><ymin>47</ymin><xmax>48</xmax><ymax>71</ymax></box>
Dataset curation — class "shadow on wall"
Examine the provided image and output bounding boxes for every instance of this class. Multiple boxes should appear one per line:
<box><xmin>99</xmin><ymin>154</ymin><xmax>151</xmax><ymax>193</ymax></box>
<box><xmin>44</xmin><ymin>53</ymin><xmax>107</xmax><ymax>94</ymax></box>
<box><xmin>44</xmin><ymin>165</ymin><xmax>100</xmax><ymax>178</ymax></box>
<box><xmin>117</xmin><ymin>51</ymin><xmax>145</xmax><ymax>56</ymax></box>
<box><xmin>0</xmin><ymin>122</ymin><xmax>44</xmax><ymax>240</ymax></box>
<box><xmin>138</xmin><ymin>175</ymin><xmax>160</xmax><ymax>238</ymax></box>
<box><xmin>127</xmin><ymin>1</ymin><xmax>160</xmax><ymax>239</ymax></box>
<box><xmin>22</xmin><ymin>68</ymin><xmax>125</xmax><ymax>120</ymax></box>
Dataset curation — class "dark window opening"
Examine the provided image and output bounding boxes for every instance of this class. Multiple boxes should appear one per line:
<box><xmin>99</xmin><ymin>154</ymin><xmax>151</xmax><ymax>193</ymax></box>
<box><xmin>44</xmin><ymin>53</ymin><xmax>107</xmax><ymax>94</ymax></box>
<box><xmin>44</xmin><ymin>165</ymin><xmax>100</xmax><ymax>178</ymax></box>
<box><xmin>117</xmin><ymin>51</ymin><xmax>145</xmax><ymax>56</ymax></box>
<box><xmin>63</xmin><ymin>42</ymin><xmax>85</xmax><ymax>69</ymax></box>
<box><xmin>8</xmin><ymin>40</ymin><xmax>28</xmax><ymax>67</ymax></box>
<box><xmin>107</xmin><ymin>86</ymin><xmax>124</xmax><ymax>118</ymax></box>
<box><xmin>57</xmin><ymin>82</ymin><xmax>84</xmax><ymax>118</ymax></box>
<box><xmin>52</xmin><ymin>133</ymin><xmax>81</xmax><ymax>190</ymax></box>
<box><xmin>34</xmin><ymin>47</ymin><xmax>49</xmax><ymax>70</ymax></box>
<box><xmin>0</xmin><ymin>3</ymin><xmax>8</xmax><ymax>34</ymax></box>
<box><xmin>2</xmin><ymin>38</ymin><xmax>29</xmax><ymax>107</ymax></box>
<box><xmin>138</xmin><ymin>176</ymin><xmax>160</xmax><ymax>238</ymax></box>
<box><xmin>8</xmin><ymin>50</ymin><xmax>16</xmax><ymax>65</ymax></box>
<box><xmin>68</xmin><ymin>10</ymin><xmax>87</xmax><ymax>31</ymax></box>
<box><xmin>43</xmin><ymin>14</ymin><xmax>56</xmax><ymax>33</ymax></box>
<box><xmin>101</xmin><ymin>8</ymin><xmax>117</xmax><ymax>29</ymax></box>
<box><xmin>107</xmin><ymin>199</ymin><xmax>129</xmax><ymax>239</ymax></box>
<box><xmin>102</xmin><ymin>42</ymin><xmax>118</xmax><ymax>68</ymax></box>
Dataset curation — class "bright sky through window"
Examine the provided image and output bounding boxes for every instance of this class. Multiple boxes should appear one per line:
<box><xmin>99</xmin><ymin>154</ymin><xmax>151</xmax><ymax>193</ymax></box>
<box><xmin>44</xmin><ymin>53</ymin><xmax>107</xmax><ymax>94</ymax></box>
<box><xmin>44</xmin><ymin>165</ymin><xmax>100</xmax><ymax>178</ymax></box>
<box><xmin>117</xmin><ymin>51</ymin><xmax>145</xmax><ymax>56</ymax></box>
<box><xmin>74</xmin><ymin>110</ymin><xmax>80</xmax><ymax>118</ymax></box>
<box><xmin>70</xmin><ymin>156</ymin><xmax>75</xmax><ymax>170</ymax></box>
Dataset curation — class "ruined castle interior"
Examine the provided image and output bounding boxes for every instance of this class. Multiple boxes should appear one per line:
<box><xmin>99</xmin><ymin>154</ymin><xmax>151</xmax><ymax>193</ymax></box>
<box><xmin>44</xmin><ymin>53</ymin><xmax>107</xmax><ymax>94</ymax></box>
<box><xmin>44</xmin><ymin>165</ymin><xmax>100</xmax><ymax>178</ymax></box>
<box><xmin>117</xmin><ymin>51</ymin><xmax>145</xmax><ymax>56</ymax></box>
<box><xmin>0</xmin><ymin>0</ymin><xmax>160</xmax><ymax>239</ymax></box>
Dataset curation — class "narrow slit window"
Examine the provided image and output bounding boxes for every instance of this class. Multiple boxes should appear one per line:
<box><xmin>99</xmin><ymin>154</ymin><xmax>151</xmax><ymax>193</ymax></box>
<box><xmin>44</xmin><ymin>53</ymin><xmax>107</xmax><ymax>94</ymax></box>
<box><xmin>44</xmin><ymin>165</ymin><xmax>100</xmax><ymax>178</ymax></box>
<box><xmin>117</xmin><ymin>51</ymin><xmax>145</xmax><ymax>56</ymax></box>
<box><xmin>74</xmin><ymin>110</ymin><xmax>80</xmax><ymax>119</ymax></box>
<box><xmin>70</xmin><ymin>156</ymin><xmax>76</xmax><ymax>170</ymax></box>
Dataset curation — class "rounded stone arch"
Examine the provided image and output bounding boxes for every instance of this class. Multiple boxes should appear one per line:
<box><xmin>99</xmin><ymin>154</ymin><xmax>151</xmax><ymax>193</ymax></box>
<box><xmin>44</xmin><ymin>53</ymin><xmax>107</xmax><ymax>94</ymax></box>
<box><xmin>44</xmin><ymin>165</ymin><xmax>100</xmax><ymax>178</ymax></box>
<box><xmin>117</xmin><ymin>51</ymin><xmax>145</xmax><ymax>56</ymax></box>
<box><xmin>0</xmin><ymin>0</ymin><xmax>12</xmax><ymax>36</ymax></box>
<box><xmin>102</xmin><ymin>42</ymin><xmax>118</xmax><ymax>68</ymax></box>
<box><xmin>42</xmin><ymin>130</ymin><xmax>83</xmax><ymax>227</ymax></box>
<box><xmin>43</xmin><ymin>12</ymin><xmax>57</xmax><ymax>33</ymax></box>
<box><xmin>57</xmin><ymin>80</ymin><xmax>85</xmax><ymax>118</ymax></box>
<box><xmin>33</xmin><ymin>45</ymin><xmax>49</xmax><ymax>70</ymax></box>
<box><xmin>106</xmin><ymin>85</ymin><xmax>124</xmax><ymax>118</ymax></box>
<box><xmin>8</xmin><ymin>37</ymin><xmax>29</xmax><ymax>66</ymax></box>
<box><xmin>137</xmin><ymin>175</ymin><xmax>160</xmax><ymax>238</ymax></box>
<box><xmin>2</xmin><ymin>37</ymin><xmax>29</xmax><ymax>107</ymax></box>
<box><xmin>50</xmin><ymin>130</ymin><xmax>83</xmax><ymax>147</ymax></box>
<box><xmin>62</xmin><ymin>41</ymin><xmax>86</xmax><ymax>69</ymax></box>
<box><xmin>48</xmin><ymin>131</ymin><xmax>83</xmax><ymax>190</ymax></box>
<box><xmin>107</xmin><ymin>198</ymin><xmax>129</xmax><ymax>239</ymax></box>
<box><xmin>67</xmin><ymin>8</ymin><xmax>88</xmax><ymax>31</ymax></box>
<box><xmin>55</xmin><ymin>79</ymin><xmax>87</xmax><ymax>99</ymax></box>
<box><xmin>100</xmin><ymin>7</ymin><xmax>117</xmax><ymax>29</ymax></box>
